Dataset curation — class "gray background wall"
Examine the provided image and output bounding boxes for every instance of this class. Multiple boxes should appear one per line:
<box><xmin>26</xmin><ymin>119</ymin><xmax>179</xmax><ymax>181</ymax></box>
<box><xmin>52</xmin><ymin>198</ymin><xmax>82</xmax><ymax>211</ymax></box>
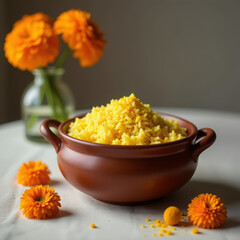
<box><xmin>1</xmin><ymin>0</ymin><xmax>240</xmax><ymax>124</ymax></box>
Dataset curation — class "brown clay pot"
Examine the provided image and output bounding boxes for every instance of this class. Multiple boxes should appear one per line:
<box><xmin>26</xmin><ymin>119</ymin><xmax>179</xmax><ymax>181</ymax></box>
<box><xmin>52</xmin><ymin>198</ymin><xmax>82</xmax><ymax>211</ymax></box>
<box><xmin>40</xmin><ymin>113</ymin><xmax>216</xmax><ymax>205</ymax></box>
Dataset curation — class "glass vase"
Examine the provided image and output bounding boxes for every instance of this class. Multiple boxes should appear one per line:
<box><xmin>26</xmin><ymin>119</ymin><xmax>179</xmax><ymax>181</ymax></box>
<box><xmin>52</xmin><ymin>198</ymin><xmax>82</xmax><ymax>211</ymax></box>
<box><xmin>21</xmin><ymin>67</ymin><xmax>75</xmax><ymax>143</ymax></box>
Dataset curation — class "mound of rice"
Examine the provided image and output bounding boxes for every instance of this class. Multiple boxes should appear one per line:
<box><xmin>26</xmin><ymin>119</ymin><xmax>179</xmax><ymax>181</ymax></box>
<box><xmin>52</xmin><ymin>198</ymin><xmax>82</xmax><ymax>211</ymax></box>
<box><xmin>68</xmin><ymin>94</ymin><xmax>187</xmax><ymax>145</ymax></box>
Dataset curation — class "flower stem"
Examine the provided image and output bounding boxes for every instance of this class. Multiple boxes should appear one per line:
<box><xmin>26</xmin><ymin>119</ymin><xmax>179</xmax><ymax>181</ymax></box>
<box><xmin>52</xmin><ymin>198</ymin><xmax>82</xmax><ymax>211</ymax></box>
<box><xmin>55</xmin><ymin>46</ymin><xmax>72</xmax><ymax>69</ymax></box>
<box><xmin>47</xmin><ymin>74</ymin><xmax>68</xmax><ymax>121</ymax></box>
<box><xmin>39</xmin><ymin>66</ymin><xmax>68</xmax><ymax>121</ymax></box>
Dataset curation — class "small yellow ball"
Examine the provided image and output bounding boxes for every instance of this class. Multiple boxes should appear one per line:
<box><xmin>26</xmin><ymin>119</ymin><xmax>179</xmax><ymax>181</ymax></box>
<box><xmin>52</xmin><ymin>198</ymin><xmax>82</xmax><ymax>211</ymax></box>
<box><xmin>191</xmin><ymin>228</ymin><xmax>199</xmax><ymax>234</ymax></box>
<box><xmin>163</xmin><ymin>206</ymin><xmax>182</xmax><ymax>225</ymax></box>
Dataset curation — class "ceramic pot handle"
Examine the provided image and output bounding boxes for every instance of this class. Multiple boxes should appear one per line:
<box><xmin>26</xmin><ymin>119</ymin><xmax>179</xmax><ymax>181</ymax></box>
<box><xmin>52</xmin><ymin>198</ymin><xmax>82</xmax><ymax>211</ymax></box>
<box><xmin>40</xmin><ymin>119</ymin><xmax>62</xmax><ymax>153</ymax></box>
<box><xmin>192</xmin><ymin>128</ymin><xmax>216</xmax><ymax>162</ymax></box>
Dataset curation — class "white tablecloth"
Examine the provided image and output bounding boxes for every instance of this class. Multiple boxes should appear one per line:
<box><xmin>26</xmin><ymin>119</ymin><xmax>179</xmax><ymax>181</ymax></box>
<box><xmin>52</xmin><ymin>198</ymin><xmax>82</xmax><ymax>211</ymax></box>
<box><xmin>0</xmin><ymin>108</ymin><xmax>239</xmax><ymax>240</ymax></box>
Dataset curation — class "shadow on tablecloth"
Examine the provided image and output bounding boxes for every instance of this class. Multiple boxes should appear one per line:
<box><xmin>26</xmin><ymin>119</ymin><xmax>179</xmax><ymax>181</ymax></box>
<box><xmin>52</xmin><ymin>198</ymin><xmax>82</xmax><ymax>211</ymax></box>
<box><xmin>86</xmin><ymin>179</ymin><xmax>240</xmax><ymax>229</ymax></box>
<box><xmin>139</xmin><ymin>179</ymin><xmax>240</xmax><ymax>229</ymax></box>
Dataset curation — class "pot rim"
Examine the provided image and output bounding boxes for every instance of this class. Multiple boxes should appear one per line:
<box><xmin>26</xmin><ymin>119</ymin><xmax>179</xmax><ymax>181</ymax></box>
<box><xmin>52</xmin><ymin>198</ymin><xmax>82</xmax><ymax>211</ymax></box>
<box><xmin>58</xmin><ymin>112</ymin><xmax>198</xmax><ymax>149</ymax></box>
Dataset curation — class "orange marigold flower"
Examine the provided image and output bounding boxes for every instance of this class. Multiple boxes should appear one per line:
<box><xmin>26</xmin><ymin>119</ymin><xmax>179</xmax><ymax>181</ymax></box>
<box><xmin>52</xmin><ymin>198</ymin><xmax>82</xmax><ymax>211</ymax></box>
<box><xmin>20</xmin><ymin>185</ymin><xmax>61</xmax><ymax>219</ymax></box>
<box><xmin>54</xmin><ymin>9</ymin><xmax>106</xmax><ymax>67</ymax></box>
<box><xmin>17</xmin><ymin>160</ymin><xmax>50</xmax><ymax>186</ymax></box>
<box><xmin>188</xmin><ymin>193</ymin><xmax>227</xmax><ymax>229</ymax></box>
<box><xmin>4</xmin><ymin>13</ymin><xmax>60</xmax><ymax>71</ymax></box>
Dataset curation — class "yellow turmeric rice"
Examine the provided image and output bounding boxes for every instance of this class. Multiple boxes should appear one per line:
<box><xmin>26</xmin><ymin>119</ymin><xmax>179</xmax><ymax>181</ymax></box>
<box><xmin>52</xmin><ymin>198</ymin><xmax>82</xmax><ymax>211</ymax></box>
<box><xmin>68</xmin><ymin>94</ymin><xmax>187</xmax><ymax>145</ymax></box>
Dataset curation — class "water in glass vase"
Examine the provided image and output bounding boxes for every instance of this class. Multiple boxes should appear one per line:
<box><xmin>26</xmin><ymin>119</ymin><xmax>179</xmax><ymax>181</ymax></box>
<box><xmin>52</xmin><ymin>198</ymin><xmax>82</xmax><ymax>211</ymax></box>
<box><xmin>21</xmin><ymin>67</ymin><xmax>75</xmax><ymax>143</ymax></box>
<box><xmin>23</xmin><ymin>105</ymin><xmax>74</xmax><ymax>142</ymax></box>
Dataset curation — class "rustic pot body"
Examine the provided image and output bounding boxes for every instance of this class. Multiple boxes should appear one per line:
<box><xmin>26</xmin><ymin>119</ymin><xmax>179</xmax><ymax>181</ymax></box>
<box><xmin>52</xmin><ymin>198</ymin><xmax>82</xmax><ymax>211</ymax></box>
<box><xmin>40</xmin><ymin>113</ymin><xmax>216</xmax><ymax>204</ymax></box>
